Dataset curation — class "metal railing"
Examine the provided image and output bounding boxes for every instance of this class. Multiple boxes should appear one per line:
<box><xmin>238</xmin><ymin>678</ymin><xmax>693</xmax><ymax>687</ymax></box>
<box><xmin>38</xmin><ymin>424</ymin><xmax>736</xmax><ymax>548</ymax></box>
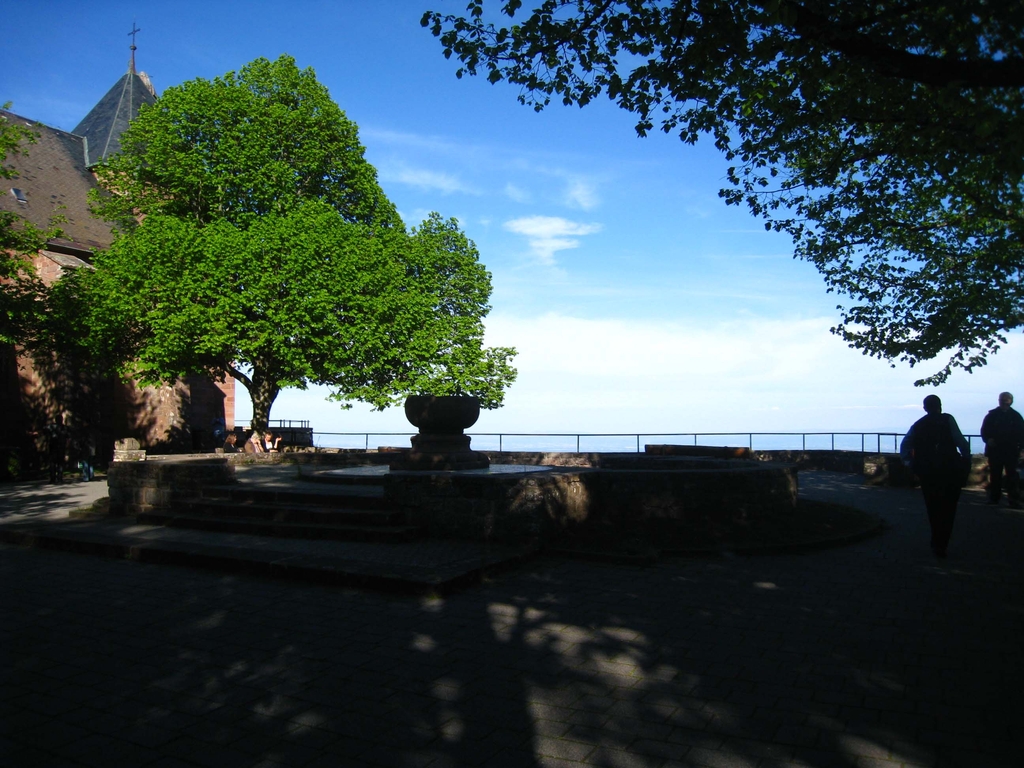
<box><xmin>235</xmin><ymin>419</ymin><xmax>311</xmax><ymax>429</ymax></box>
<box><xmin>306</xmin><ymin>430</ymin><xmax>986</xmax><ymax>455</ymax></box>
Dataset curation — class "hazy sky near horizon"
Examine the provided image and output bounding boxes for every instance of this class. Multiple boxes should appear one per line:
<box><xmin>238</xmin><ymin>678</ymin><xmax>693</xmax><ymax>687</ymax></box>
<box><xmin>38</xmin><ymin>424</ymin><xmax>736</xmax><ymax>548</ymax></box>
<box><xmin>3</xmin><ymin>0</ymin><xmax>1020</xmax><ymax>439</ymax></box>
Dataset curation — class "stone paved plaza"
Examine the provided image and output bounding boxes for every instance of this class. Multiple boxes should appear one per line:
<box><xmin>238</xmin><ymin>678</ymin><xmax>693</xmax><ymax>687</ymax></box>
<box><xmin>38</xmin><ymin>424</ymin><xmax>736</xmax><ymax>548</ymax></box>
<box><xmin>2</xmin><ymin>472</ymin><xmax>1022</xmax><ymax>767</ymax></box>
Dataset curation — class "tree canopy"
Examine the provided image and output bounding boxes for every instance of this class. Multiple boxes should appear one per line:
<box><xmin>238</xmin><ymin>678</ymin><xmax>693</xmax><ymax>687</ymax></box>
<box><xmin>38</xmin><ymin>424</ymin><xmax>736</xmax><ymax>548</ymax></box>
<box><xmin>93</xmin><ymin>55</ymin><xmax>401</xmax><ymax>233</ymax></box>
<box><xmin>423</xmin><ymin>1</ymin><xmax>1024</xmax><ymax>384</ymax></box>
<box><xmin>330</xmin><ymin>212</ymin><xmax>517</xmax><ymax>410</ymax></box>
<box><xmin>84</xmin><ymin>56</ymin><xmax>515</xmax><ymax>431</ymax></box>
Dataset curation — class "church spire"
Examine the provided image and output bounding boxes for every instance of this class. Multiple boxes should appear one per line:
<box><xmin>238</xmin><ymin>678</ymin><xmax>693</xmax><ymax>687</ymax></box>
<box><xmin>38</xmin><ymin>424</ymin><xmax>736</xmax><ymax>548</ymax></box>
<box><xmin>128</xmin><ymin>21</ymin><xmax>141</xmax><ymax>74</ymax></box>
<box><xmin>72</xmin><ymin>23</ymin><xmax>157</xmax><ymax>166</ymax></box>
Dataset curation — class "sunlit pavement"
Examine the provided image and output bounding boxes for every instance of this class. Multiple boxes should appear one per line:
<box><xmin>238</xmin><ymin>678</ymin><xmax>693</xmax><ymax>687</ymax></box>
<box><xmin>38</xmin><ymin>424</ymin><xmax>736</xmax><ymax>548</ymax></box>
<box><xmin>2</xmin><ymin>471</ymin><xmax>1022</xmax><ymax>767</ymax></box>
<box><xmin>0</xmin><ymin>477</ymin><xmax>109</xmax><ymax>522</ymax></box>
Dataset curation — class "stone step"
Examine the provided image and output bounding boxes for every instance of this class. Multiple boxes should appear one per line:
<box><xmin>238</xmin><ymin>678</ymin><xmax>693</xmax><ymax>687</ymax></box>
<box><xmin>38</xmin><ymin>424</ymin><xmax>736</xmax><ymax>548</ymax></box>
<box><xmin>176</xmin><ymin>498</ymin><xmax>407</xmax><ymax>526</ymax></box>
<box><xmin>201</xmin><ymin>484</ymin><xmax>388</xmax><ymax>509</ymax></box>
<box><xmin>300</xmin><ymin>469</ymin><xmax>390</xmax><ymax>486</ymax></box>
<box><xmin>135</xmin><ymin>512</ymin><xmax>424</xmax><ymax>542</ymax></box>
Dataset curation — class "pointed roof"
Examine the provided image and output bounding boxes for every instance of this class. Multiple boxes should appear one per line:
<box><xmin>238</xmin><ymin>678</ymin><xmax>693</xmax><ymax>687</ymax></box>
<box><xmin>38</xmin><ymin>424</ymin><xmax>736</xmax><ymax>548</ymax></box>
<box><xmin>1</xmin><ymin>109</ymin><xmax>114</xmax><ymax>254</ymax></box>
<box><xmin>72</xmin><ymin>70</ymin><xmax>157</xmax><ymax>166</ymax></box>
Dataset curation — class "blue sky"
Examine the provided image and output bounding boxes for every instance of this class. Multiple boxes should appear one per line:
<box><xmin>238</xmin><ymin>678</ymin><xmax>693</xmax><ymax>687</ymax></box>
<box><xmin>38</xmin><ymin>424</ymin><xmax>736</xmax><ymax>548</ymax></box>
<box><xmin>3</xmin><ymin>0</ymin><xmax>1020</xmax><ymax>442</ymax></box>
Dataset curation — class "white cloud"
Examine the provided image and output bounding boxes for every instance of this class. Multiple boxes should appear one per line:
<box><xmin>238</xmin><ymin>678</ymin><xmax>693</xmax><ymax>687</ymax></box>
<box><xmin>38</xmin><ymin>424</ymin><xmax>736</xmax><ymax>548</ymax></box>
<box><xmin>479</xmin><ymin>312</ymin><xmax>1024</xmax><ymax>435</ymax></box>
<box><xmin>503</xmin><ymin>216</ymin><xmax>602</xmax><ymax>265</ymax></box>
<box><xmin>361</xmin><ymin>128</ymin><xmax>465</xmax><ymax>155</ymax></box>
<box><xmin>398</xmin><ymin>207</ymin><xmax>440</xmax><ymax>227</ymax></box>
<box><xmin>240</xmin><ymin>311</ymin><xmax>1023</xmax><ymax>445</ymax></box>
<box><xmin>380</xmin><ymin>163</ymin><xmax>477</xmax><ymax>195</ymax></box>
<box><xmin>563</xmin><ymin>178</ymin><xmax>599</xmax><ymax>210</ymax></box>
<box><xmin>505</xmin><ymin>183</ymin><xmax>531</xmax><ymax>203</ymax></box>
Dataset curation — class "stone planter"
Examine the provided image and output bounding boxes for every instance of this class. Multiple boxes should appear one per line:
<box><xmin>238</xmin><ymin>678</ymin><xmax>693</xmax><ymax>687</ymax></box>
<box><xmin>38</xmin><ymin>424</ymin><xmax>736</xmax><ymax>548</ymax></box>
<box><xmin>404</xmin><ymin>395</ymin><xmax>481</xmax><ymax>432</ymax></box>
<box><xmin>391</xmin><ymin>395</ymin><xmax>489</xmax><ymax>471</ymax></box>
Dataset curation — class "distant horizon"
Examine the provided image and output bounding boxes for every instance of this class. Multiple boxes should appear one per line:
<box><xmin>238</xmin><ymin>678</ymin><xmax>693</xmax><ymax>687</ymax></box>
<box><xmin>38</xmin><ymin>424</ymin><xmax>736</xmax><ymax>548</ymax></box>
<box><xmin>253</xmin><ymin>428</ymin><xmax>990</xmax><ymax>458</ymax></box>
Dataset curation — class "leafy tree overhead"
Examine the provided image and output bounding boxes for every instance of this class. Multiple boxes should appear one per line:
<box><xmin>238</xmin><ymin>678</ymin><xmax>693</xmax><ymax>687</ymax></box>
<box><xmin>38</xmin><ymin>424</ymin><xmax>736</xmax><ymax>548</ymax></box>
<box><xmin>84</xmin><ymin>56</ymin><xmax>515</xmax><ymax>433</ymax></box>
<box><xmin>423</xmin><ymin>1</ymin><xmax>1024</xmax><ymax>384</ymax></box>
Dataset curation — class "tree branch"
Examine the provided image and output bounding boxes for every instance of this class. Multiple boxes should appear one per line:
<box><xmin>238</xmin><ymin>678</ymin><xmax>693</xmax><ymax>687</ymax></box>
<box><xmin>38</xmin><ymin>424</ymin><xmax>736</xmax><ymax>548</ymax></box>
<box><xmin>225</xmin><ymin>362</ymin><xmax>252</xmax><ymax>391</ymax></box>
<box><xmin>779</xmin><ymin>1</ymin><xmax>1024</xmax><ymax>88</ymax></box>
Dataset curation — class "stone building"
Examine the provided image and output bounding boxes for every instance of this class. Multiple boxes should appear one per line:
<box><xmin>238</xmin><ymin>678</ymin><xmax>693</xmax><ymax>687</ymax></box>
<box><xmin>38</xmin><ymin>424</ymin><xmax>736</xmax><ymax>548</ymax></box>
<box><xmin>1</xmin><ymin>58</ymin><xmax>234</xmax><ymax>472</ymax></box>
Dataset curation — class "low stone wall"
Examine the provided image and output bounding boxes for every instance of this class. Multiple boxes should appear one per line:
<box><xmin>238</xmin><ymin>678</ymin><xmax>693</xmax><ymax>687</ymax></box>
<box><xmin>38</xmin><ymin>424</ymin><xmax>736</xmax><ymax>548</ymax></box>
<box><xmin>385</xmin><ymin>460</ymin><xmax>797</xmax><ymax>545</ymax></box>
<box><xmin>108</xmin><ymin>458</ymin><xmax>235</xmax><ymax>516</ymax></box>
<box><xmin>753</xmin><ymin>449</ymin><xmax>867</xmax><ymax>473</ymax></box>
<box><xmin>485</xmin><ymin>451</ymin><xmax>746</xmax><ymax>470</ymax></box>
<box><xmin>648</xmin><ymin>444</ymin><xmax>866</xmax><ymax>472</ymax></box>
<box><xmin>646</xmin><ymin>444</ymin><xmax>990</xmax><ymax>488</ymax></box>
<box><xmin>226</xmin><ymin>449</ymin><xmax>397</xmax><ymax>467</ymax></box>
<box><xmin>862</xmin><ymin>454</ymin><xmax>988</xmax><ymax>488</ymax></box>
<box><xmin>646</xmin><ymin>444</ymin><xmax>752</xmax><ymax>459</ymax></box>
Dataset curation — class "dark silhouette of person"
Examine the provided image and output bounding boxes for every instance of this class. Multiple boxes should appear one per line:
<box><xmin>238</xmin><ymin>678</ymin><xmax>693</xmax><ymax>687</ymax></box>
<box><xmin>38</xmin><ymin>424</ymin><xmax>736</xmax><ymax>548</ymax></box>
<box><xmin>78</xmin><ymin>429</ymin><xmax>96</xmax><ymax>481</ymax></box>
<box><xmin>980</xmin><ymin>391</ymin><xmax>1024</xmax><ymax>509</ymax></box>
<box><xmin>45</xmin><ymin>413</ymin><xmax>68</xmax><ymax>484</ymax></box>
<box><xmin>900</xmin><ymin>395</ymin><xmax>970</xmax><ymax>557</ymax></box>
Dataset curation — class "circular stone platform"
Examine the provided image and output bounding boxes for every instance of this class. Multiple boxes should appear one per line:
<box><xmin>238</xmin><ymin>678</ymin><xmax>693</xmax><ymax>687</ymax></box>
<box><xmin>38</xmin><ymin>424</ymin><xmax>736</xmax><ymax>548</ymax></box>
<box><xmin>317</xmin><ymin>464</ymin><xmax>555</xmax><ymax>479</ymax></box>
<box><xmin>309</xmin><ymin>456</ymin><xmax>798</xmax><ymax>546</ymax></box>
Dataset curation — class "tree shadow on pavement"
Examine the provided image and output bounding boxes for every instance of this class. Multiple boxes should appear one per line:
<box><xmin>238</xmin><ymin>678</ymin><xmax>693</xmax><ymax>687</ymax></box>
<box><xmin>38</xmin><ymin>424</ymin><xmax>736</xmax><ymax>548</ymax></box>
<box><xmin>3</xmin><ymin>471</ymin><xmax>1023</xmax><ymax>767</ymax></box>
<box><xmin>0</xmin><ymin>479</ymin><xmax>104</xmax><ymax>521</ymax></box>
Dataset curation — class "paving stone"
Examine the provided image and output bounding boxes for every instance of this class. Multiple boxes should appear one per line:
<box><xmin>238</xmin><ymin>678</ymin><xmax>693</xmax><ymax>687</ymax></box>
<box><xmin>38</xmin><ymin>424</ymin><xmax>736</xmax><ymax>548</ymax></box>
<box><xmin>788</xmin><ymin>746</ymin><xmax>859</xmax><ymax>768</ymax></box>
<box><xmin>3</xmin><ymin>472</ymin><xmax>1023</xmax><ymax>767</ymax></box>
<box><xmin>13</xmin><ymin>721</ymin><xmax>92</xmax><ymax>750</ymax></box>
<box><xmin>160</xmin><ymin>734</ymin><xmax>264</xmax><ymax>768</ymax></box>
<box><xmin>534</xmin><ymin>736</ymin><xmax>596</xmax><ymax>761</ymax></box>
<box><xmin>671</xmin><ymin>747</ymin><xmax>758</xmax><ymax>767</ymax></box>
<box><xmin>772</xmin><ymin>723</ymin><xmax>823</xmax><ymax>748</ymax></box>
<box><xmin>51</xmin><ymin>732</ymin><xmax>163</xmax><ymax>767</ymax></box>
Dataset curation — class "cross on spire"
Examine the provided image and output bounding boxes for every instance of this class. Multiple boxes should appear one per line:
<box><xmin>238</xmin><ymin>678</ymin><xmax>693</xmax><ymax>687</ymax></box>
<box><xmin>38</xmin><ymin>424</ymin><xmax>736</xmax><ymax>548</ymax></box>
<box><xmin>128</xmin><ymin>22</ymin><xmax>141</xmax><ymax>74</ymax></box>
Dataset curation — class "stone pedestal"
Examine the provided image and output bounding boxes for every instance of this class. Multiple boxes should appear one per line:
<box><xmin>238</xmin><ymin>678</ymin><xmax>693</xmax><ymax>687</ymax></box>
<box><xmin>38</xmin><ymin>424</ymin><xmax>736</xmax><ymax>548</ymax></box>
<box><xmin>391</xmin><ymin>433</ymin><xmax>490</xmax><ymax>471</ymax></box>
<box><xmin>389</xmin><ymin>395</ymin><xmax>490</xmax><ymax>471</ymax></box>
<box><xmin>113</xmin><ymin>437</ymin><xmax>147</xmax><ymax>462</ymax></box>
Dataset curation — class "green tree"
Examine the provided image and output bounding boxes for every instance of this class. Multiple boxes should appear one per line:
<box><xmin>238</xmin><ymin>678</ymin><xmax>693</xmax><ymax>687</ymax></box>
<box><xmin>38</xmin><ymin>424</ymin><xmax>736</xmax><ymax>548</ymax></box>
<box><xmin>1</xmin><ymin>105</ymin><xmax>46</xmax><ymax>345</ymax></box>
<box><xmin>85</xmin><ymin>56</ymin><xmax>515</xmax><ymax>433</ymax></box>
<box><xmin>423</xmin><ymin>1</ymin><xmax>1024</xmax><ymax>384</ymax></box>
<box><xmin>92</xmin><ymin>55</ymin><xmax>401</xmax><ymax>233</ymax></box>
<box><xmin>332</xmin><ymin>213</ymin><xmax>517</xmax><ymax>410</ymax></box>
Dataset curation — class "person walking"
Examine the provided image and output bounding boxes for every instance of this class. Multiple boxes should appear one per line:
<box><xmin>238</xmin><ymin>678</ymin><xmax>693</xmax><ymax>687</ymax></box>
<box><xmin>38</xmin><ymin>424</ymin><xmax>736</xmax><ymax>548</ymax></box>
<box><xmin>980</xmin><ymin>391</ymin><xmax>1024</xmax><ymax>509</ymax></box>
<box><xmin>900</xmin><ymin>395</ymin><xmax>971</xmax><ymax>558</ymax></box>
<box><xmin>45</xmin><ymin>413</ymin><xmax>68</xmax><ymax>484</ymax></box>
<box><xmin>78</xmin><ymin>430</ymin><xmax>96</xmax><ymax>482</ymax></box>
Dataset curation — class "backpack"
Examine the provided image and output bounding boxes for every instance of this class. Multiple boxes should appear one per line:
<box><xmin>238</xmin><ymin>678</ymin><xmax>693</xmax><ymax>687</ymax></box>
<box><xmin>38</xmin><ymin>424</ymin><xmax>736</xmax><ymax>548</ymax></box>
<box><xmin>912</xmin><ymin>413</ymin><xmax>967</xmax><ymax>486</ymax></box>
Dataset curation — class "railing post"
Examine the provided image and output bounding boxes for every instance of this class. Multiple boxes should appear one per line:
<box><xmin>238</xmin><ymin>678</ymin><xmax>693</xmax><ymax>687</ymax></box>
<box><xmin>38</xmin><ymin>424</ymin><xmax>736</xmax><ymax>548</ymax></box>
<box><xmin>499</xmin><ymin>434</ymin><xmax>503</xmax><ymax>452</ymax></box>
<box><xmin>748</xmin><ymin>433</ymin><xmax>752</xmax><ymax>449</ymax></box>
<box><xmin>802</xmin><ymin>434</ymin><xmax>806</xmax><ymax>451</ymax></box>
<box><xmin>576</xmin><ymin>435</ymin><xmax>580</xmax><ymax>453</ymax></box>
<box><xmin>365</xmin><ymin>433</ymin><xmax>368</xmax><ymax>450</ymax></box>
<box><xmin>832</xmin><ymin>433</ymin><xmax>835</xmax><ymax>451</ymax></box>
<box><xmin>636</xmin><ymin>434</ymin><xmax>640</xmax><ymax>453</ymax></box>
